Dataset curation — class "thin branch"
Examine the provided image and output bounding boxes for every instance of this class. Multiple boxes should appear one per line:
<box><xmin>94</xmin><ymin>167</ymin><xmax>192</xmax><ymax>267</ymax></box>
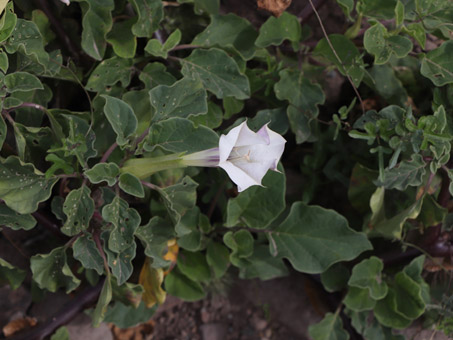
<box><xmin>170</xmin><ymin>44</ymin><xmax>201</xmax><ymax>52</ymax></box>
<box><xmin>307</xmin><ymin>0</ymin><xmax>365</xmax><ymax>114</ymax></box>
<box><xmin>100</xmin><ymin>142</ymin><xmax>118</xmax><ymax>163</ymax></box>
<box><xmin>141</xmin><ymin>180</ymin><xmax>161</xmax><ymax>191</ymax></box>
<box><xmin>32</xmin><ymin>211</ymin><xmax>67</xmax><ymax>240</ymax></box>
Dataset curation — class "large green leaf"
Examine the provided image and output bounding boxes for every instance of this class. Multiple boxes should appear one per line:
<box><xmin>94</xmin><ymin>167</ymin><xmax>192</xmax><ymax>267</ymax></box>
<box><xmin>102</xmin><ymin>232</ymin><xmax>136</xmax><ymax>285</ymax></box>
<box><xmin>30</xmin><ymin>246</ymin><xmax>81</xmax><ymax>293</ymax></box>
<box><xmin>374</xmin><ymin>289</ymin><xmax>412</xmax><ymax>329</ymax></box>
<box><xmin>139</xmin><ymin>62</ymin><xmax>176</xmax><ymax>89</ymax></box>
<box><xmin>226</xmin><ymin>165</ymin><xmax>285</xmax><ymax>229</ymax></box>
<box><xmin>104</xmin><ymin>301</ymin><xmax>157</xmax><ymax>329</ymax></box>
<box><xmin>119</xmin><ymin>173</ymin><xmax>144</xmax><ymax>198</ymax></box>
<box><xmin>102</xmin><ymin>95</ymin><xmax>138</xmax><ymax>147</ymax></box>
<box><xmin>421</xmin><ymin>40</ymin><xmax>453</xmax><ymax>86</ymax></box>
<box><xmin>4</xmin><ymin>72</ymin><xmax>43</xmax><ymax>93</ymax></box>
<box><xmin>224</xmin><ymin>229</ymin><xmax>254</xmax><ymax>266</ymax></box>
<box><xmin>255</xmin><ymin>12</ymin><xmax>301</xmax><ymax>48</ymax></box>
<box><xmin>314</xmin><ymin>34</ymin><xmax>365</xmax><ymax>86</ymax></box>
<box><xmin>0</xmin><ymin>2</ymin><xmax>17</xmax><ymax>43</ymax></box>
<box><xmin>106</xmin><ymin>19</ymin><xmax>136</xmax><ymax>58</ymax></box>
<box><xmin>0</xmin><ymin>156</ymin><xmax>58</xmax><ymax>214</ymax></box>
<box><xmin>76</xmin><ymin>0</ymin><xmax>114</xmax><ymax>60</ymax></box>
<box><xmin>143</xmin><ymin>117</ymin><xmax>218</xmax><ymax>154</ymax></box>
<box><xmin>206</xmin><ymin>242</ymin><xmax>230</xmax><ymax>279</ymax></box>
<box><xmin>269</xmin><ymin>202</ymin><xmax>372</xmax><ymax>274</ymax></box>
<box><xmin>0</xmin><ymin>258</ymin><xmax>26</xmax><ymax>289</ymax></box>
<box><xmin>73</xmin><ymin>234</ymin><xmax>105</xmax><ymax>275</ymax></box>
<box><xmin>164</xmin><ymin>267</ymin><xmax>206</xmax><ymax>301</ymax></box>
<box><xmin>364</xmin><ymin>23</ymin><xmax>412</xmax><ymax>64</ymax></box>
<box><xmin>0</xmin><ymin>204</ymin><xmax>36</xmax><ymax>230</ymax></box>
<box><xmin>86</xmin><ymin>57</ymin><xmax>133</xmax><ymax>92</ymax></box>
<box><xmin>378</xmin><ymin>154</ymin><xmax>426</xmax><ymax>190</ymax></box>
<box><xmin>348</xmin><ymin>256</ymin><xmax>388</xmax><ymax>300</ymax></box>
<box><xmin>102</xmin><ymin>196</ymin><xmax>141</xmax><ymax>253</ymax></box>
<box><xmin>61</xmin><ymin>186</ymin><xmax>95</xmax><ymax>236</ymax></box>
<box><xmin>309</xmin><ymin>312</ymin><xmax>349</xmax><ymax>340</ymax></box>
<box><xmin>393</xmin><ymin>271</ymin><xmax>426</xmax><ymax>319</ymax></box>
<box><xmin>129</xmin><ymin>0</ymin><xmax>163</xmax><ymax>38</ymax></box>
<box><xmin>135</xmin><ymin>216</ymin><xmax>175</xmax><ymax>268</ymax></box>
<box><xmin>237</xmin><ymin>245</ymin><xmax>288</xmax><ymax>280</ymax></box>
<box><xmin>344</xmin><ymin>286</ymin><xmax>376</xmax><ymax>311</ymax></box>
<box><xmin>84</xmin><ymin>162</ymin><xmax>120</xmax><ymax>186</ymax></box>
<box><xmin>175</xmin><ymin>206</ymin><xmax>204</xmax><ymax>251</ymax></box>
<box><xmin>149</xmin><ymin>77</ymin><xmax>208</xmax><ymax>122</ymax></box>
<box><xmin>274</xmin><ymin>69</ymin><xmax>325</xmax><ymax>143</ymax></box>
<box><xmin>177</xmin><ymin>250</ymin><xmax>211</xmax><ymax>282</ymax></box>
<box><xmin>192</xmin><ymin>14</ymin><xmax>258</xmax><ymax>60</ymax></box>
<box><xmin>181</xmin><ymin>48</ymin><xmax>250</xmax><ymax>99</ymax></box>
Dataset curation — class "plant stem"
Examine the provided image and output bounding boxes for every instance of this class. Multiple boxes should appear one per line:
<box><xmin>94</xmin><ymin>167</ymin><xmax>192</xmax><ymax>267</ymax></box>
<box><xmin>100</xmin><ymin>142</ymin><xmax>118</xmax><ymax>163</ymax></box>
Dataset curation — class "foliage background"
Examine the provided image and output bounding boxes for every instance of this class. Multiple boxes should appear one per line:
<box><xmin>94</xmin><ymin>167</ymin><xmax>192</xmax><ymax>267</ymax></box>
<box><xmin>0</xmin><ymin>0</ymin><xmax>453</xmax><ymax>339</ymax></box>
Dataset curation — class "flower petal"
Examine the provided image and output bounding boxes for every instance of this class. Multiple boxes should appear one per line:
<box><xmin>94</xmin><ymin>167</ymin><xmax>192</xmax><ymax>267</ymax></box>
<box><xmin>218</xmin><ymin>161</ymin><xmax>262</xmax><ymax>192</ymax></box>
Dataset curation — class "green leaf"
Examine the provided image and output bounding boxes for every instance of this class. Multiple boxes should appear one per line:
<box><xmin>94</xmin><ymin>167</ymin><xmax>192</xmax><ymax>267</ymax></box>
<box><xmin>344</xmin><ymin>286</ymin><xmax>376</xmax><ymax>311</ymax></box>
<box><xmin>102</xmin><ymin>95</ymin><xmax>138</xmax><ymax>147</ymax></box>
<box><xmin>0</xmin><ymin>204</ymin><xmax>36</xmax><ymax>230</ymax></box>
<box><xmin>175</xmin><ymin>207</ymin><xmax>203</xmax><ymax>251</ymax></box>
<box><xmin>0</xmin><ymin>114</ymin><xmax>5</xmax><ymax>150</ymax></box>
<box><xmin>32</xmin><ymin>9</ymin><xmax>56</xmax><ymax>46</ymax></box>
<box><xmin>177</xmin><ymin>250</ymin><xmax>211</xmax><ymax>282</ymax></box>
<box><xmin>255</xmin><ymin>12</ymin><xmax>301</xmax><ymax>48</ymax></box>
<box><xmin>336</xmin><ymin>0</ymin><xmax>354</xmax><ymax>17</ymax></box>
<box><xmin>135</xmin><ymin>216</ymin><xmax>175</xmax><ymax>268</ymax></box>
<box><xmin>248</xmin><ymin>107</ymin><xmax>289</xmax><ymax>135</ymax></box>
<box><xmin>123</xmin><ymin>90</ymin><xmax>153</xmax><ymax>136</ymax></box>
<box><xmin>139</xmin><ymin>62</ymin><xmax>176</xmax><ymax>89</ymax></box>
<box><xmin>223</xmin><ymin>97</ymin><xmax>244</xmax><ymax>118</ymax></box>
<box><xmin>206</xmin><ymin>242</ymin><xmax>230</xmax><ymax>279</ymax></box>
<box><xmin>84</xmin><ymin>162</ymin><xmax>120</xmax><ymax>186</ymax></box>
<box><xmin>269</xmin><ymin>202</ymin><xmax>372</xmax><ymax>274</ymax></box>
<box><xmin>149</xmin><ymin>78</ymin><xmax>208</xmax><ymax>122</ymax></box>
<box><xmin>179</xmin><ymin>0</ymin><xmax>219</xmax><ymax>15</ymax></box>
<box><xmin>378</xmin><ymin>154</ymin><xmax>426</xmax><ymax>190</ymax></box>
<box><xmin>106</xmin><ymin>19</ymin><xmax>137</xmax><ymax>58</ymax></box>
<box><xmin>226</xmin><ymin>164</ymin><xmax>285</xmax><ymax>229</ymax></box>
<box><xmin>224</xmin><ymin>230</ymin><xmax>254</xmax><ymax>265</ymax></box>
<box><xmin>86</xmin><ymin>57</ymin><xmax>133</xmax><ymax>92</ymax></box>
<box><xmin>274</xmin><ymin>69</ymin><xmax>325</xmax><ymax>143</ymax></box>
<box><xmin>119</xmin><ymin>173</ymin><xmax>144</xmax><ymax>198</ymax></box>
<box><xmin>0</xmin><ymin>156</ymin><xmax>58</xmax><ymax>214</ymax></box>
<box><xmin>4</xmin><ymin>72</ymin><xmax>43</xmax><ymax>93</ymax></box>
<box><xmin>348</xmin><ymin>164</ymin><xmax>379</xmax><ymax>214</ymax></box>
<box><xmin>164</xmin><ymin>267</ymin><xmax>206</xmax><ymax>301</ymax></box>
<box><xmin>181</xmin><ymin>48</ymin><xmax>250</xmax><ymax>99</ymax></box>
<box><xmin>158</xmin><ymin>176</ymin><xmax>198</xmax><ymax>225</ymax></box>
<box><xmin>73</xmin><ymin>234</ymin><xmax>105</xmax><ymax>275</ymax></box>
<box><xmin>320</xmin><ymin>263</ymin><xmax>350</xmax><ymax>293</ymax></box>
<box><xmin>102</xmin><ymin>232</ymin><xmax>136</xmax><ymax>285</ymax></box>
<box><xmin>77</xmin><ymin>0</ymin><xmax>114</xmax><ymax>60</ymax></box>
<box><xmin>129</xmin><ymin>0</ymin><xmax>163</xmax><ymax>38</ymax></box>
<box><xmin>5</xmin><ymin>19</ymin><xmax>50</xmax><ymax>71</ymax></box>
<box><xmin>104</xmin><ymin>301</ymin><xmax>157</xmax><ymax>329</ymax></box>
<box><xmin>30</xmin><ymin>246</ymin><xmax>81</xmax><ymax>293</ymax></box>
<box><xmin>237</xmin><ymin>245</ymin><xmax>289</xmax><ymax>280</ymax></box>
<box><xmin>144</xmin><ymin>117</ymin><xmax>218</xmax><ymax>154</ymax></box>
<box><xmin>366</xmin><ymin>64</ymin><xmax>408</xmax><ymax>106</ymax></box>
<box><xmin>0</xmin><ymin>2</ymin><xmax>17</xmax><ymax>43</ymax></box>
<box><xmin>50</xmin><ymin>327</ymin><xmax>70</xmax><ymax>340</ymax></box>
<box><xmin>374</xmin><ymin>289</ymin><xmax>412</xmax><ymax>329</ymax></box>
<box><xmin>0</xmin><ymin>258</ymin><xmax>26</xmax><ymax>289</ymax></box>
<box><xmin>364</xmin><ymin>23</ymin><xmax>412</xmax><ymax>64</ymax></box>
<box><xmin>314</xmin><ymin>34</ymin><xmax>364</xmax><ymax>87</ymax></box>
<box><xmin>102</xmin><ymin>196</ymin><xmax>141</xmax><ymax>253</ymax></box>
<box><xmin>192</xmin><ymin>14</ymin><xmax>258</xmax><ymax>60</ymax></box>
<box><xmin>145</xmin><ymin>29</ymin><xmax>181</xmax><ymax>59</ymax></box>
<box><xmin>61</xmin><ymin>186</ymin><xmax>95</xmax><ymax>236</ymax></box>
<box><xmin>395</xmin><ymin>0</ymin><xmax>404</xmax><ymax>26</ymax></box>
<box><xmin>189</xmin><ymin>101</ymin><xmax>223</xmax><ymax>129</ymax></box>
<box><xmin>405</xmin><ymin>23</ymin><xmax>425</xmax><ymax>49</ymax></box>
<box><xmin>92</xmin><ymin>276</ymin><xmax>112</xmax><ymax>327</ymax></box>
<box><xmin>421</xmin><ymin>41</ymin><xmax>453</xmax><ymax>86</ymax></box>
<box><xmin>309</xmin><ymin>312</ymin><xmax>349</xmax><ymax>340</ymax></box>
<box><xmin>348</xmin><ymin>256</ymin><xmax>388</xmax><ymax>300</ymax></box>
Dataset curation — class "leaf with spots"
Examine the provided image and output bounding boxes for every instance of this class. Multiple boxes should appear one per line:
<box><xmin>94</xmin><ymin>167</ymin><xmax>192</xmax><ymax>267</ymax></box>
<box><xmin>73</xmin><ymin>234</ymin><xmax>105</xmax><ymax>275</ymax></box>
<box><xmin>0</xmin><ymin>156</ymin><xmax>58</xmax><ymax>214</ymax></box>
<box><xmin>102</xmin><ymin>95</ymin><xmax>138</xmax><ymax>147</ymax></box>
<box><xmin>421</xmin><ymin>40</ymin><xmax>453</xmax><ymax>86</ymax></box>
<box><xmin>0</xmin><ymin>204</ymin><xmax>36</xmax><ymax>230</ymax></box>
<box><xmin>149</xmin><ymin>77</ymin><xmax>207</xmax><ymax>122</ymax></box>
<box><xmin>30</xmin><ymin>246</ymin><xmax>81</xmax><ymax>293</ymax></box>
<box><xmin>84</xmin><ymin>163</ymin><xmax>120</xmax><ymax>186</ymax></box>
<box><xmin>102</xmin><ymin>196</ymin><xmax>141</xmax><ymax>253</ymax></box>
<box><xmin>181</xmin><ymin>48</ymin><xmax>250</xmax><ymax>99</ymax></box>
<box><xmin>86</xmin><ymin>57</ymin><xmax>133</xmax><ymax>92</ymax></box>
<box><xmin>269</xmin><ymin>202</ymin><xmax>372</xmax><ymax>274</ymax></box>
<box><xmin>129</xmin><ymin>0</ymin><xmax>163</xmax><ymax>38</ymax></box>
<box><xmin>4</xmin><ymin>72</ymin><xmax>43</xmax><ymax>93</ymax></box>
<box><xmin>102</xmin><ymin>231</ymin><xmax>136</xmax><ymax>285</ymax></box>
<box><xmin>61</xmin><ymin>186</ymin><xmax>95</xmax><ymax>236</ymax></box>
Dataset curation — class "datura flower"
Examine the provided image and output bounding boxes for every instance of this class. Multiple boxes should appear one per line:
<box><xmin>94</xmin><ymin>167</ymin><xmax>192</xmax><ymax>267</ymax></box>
<box><xmin>216</xmin><ymin>121</ymin><xmax>286</xmax><ymax>192</ymax></box>
<box><xmin>122</xmin><ymin>121</ymin><xmax>286</xmax><ymax>192</ymax></box>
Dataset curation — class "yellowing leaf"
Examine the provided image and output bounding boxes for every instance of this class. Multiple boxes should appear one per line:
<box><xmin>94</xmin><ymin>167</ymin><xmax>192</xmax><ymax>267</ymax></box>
<box><xmin>139</xmin><ymin>258</ymin><xmax>166</xmax><ymax>308</ymax></box>
<box><xmin>163</xmin><ymin>239</ymin><xmax>179</xmax><ymax>263</ymax></box>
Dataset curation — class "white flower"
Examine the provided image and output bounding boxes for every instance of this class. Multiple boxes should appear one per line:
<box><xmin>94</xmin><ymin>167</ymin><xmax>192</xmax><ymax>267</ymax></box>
<box><xmin>218</xmin><ymin>121</ymin><xmax>286</xmax><ymax>192</ymax></box>
<box><xmin>60</xmin><ymin>0</ymin><xmax>70</xmax><ymax>5</ymax></box>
